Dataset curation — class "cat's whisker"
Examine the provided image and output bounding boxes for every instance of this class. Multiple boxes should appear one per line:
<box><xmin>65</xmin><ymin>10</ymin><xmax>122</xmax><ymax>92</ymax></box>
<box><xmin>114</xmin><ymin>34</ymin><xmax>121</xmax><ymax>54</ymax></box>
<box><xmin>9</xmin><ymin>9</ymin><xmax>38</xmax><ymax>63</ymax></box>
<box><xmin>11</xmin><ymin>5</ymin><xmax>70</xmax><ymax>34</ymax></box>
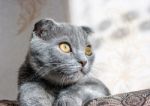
<box><xmin>39</xmin><ymin>64</ymin><xmax>67</xmax><ymax>77</ymax></box>
<box><xmin>62</xmin><ymin>76</ymin><xmax>66</xmax><ymax>86</ymax></box>
<box><xmin>38</xmin><ymin>63</ymin><xmax>79</xmax><ymax>78</ymax></box>
<box><xmin>91</xmin><ymin>68</ymin><xmax>101</xmax><ymax>72</ymax></box>
<box><xmin>28</xmin><ymin>63</ymin><xmax>81</xmax><ymax>82</ymax></box>
<box><xmin>58</xmin><ymin>73</ymin><xmax>63</xmax><ymax>86</ymax></box>
<box><xmin>91</xmin><ymin>66</ymin><xmax>104</xmax><ymax>72</ymax></box>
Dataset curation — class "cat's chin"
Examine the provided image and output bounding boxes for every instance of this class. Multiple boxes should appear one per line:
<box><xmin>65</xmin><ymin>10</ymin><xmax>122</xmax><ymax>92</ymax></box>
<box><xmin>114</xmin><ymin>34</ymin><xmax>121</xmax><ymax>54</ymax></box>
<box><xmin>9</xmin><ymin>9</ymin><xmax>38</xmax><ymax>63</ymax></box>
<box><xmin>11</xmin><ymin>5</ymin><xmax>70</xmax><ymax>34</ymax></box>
<box><xmin>44</xmin><ymin>71</ymin><xmax>84</xmax><ymax>86</ymax></box>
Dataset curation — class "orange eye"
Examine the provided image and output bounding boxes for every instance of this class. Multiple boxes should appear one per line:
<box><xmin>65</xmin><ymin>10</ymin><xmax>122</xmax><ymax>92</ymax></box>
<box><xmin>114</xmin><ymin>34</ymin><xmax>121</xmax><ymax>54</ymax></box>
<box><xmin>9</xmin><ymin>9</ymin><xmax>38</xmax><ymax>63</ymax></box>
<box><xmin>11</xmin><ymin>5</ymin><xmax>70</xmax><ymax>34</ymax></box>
<box><xmin>85</xmin><ymin>46</ymin><xmax>92</xmax><ymax>56</ymax></box>
<box><xmin>59</xmin><ymin>43</ymin><xmax>71</xmax><ymax>53</ymax></box>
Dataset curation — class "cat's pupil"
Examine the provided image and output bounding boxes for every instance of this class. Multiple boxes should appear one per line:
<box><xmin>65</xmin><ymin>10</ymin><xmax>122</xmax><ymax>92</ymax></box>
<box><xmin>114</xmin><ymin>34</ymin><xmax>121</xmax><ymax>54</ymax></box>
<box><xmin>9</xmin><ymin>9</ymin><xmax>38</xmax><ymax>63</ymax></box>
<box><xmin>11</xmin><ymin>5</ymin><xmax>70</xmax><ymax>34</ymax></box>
<box><xmin>64</xmin><ymin>45</ymin><xmax>67</xmax><ymax>49</ymax></box>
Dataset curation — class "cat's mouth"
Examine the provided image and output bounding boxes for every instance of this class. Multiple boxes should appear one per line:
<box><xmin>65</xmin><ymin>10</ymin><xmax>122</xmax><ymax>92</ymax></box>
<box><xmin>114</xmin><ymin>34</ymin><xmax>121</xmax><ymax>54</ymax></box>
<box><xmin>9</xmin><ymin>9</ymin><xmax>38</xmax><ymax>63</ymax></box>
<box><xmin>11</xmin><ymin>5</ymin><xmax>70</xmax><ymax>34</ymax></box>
<box><xmin>65</xmin><ymin>71</ymin><xmax>78</xmax><ymax>75</ymax></box>
<box><xmin>68</xmin><ymin>68</ymin><xmax>85</xmax><ymax>75</ymax></box>
<box><xmin>60</xmin><ymin>67</ymin><xmax>83</xmax><ymax>76</ymax></box>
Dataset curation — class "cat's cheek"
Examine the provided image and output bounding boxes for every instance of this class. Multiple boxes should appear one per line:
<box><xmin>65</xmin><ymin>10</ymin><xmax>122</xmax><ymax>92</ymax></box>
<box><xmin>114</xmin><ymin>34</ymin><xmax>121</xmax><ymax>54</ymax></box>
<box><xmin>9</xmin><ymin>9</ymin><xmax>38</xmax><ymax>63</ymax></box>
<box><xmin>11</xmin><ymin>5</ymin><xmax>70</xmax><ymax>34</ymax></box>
<box><xmin>81</xmin><ymin>69</ymin><xmax>89</xmax><ymax>75</ymax></box>
<box><xmin>81</xmin><ymin>64</ymin><xmax>90</xmax><ymax>75</ymax></box>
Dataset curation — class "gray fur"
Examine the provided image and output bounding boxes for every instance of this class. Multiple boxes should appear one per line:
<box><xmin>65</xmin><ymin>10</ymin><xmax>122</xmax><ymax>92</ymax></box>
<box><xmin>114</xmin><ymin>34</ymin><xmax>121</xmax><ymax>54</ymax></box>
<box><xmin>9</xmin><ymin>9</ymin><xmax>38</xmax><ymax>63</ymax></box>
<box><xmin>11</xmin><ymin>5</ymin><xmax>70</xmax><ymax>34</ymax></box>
<box><xmin>18</xmin><ymin>19</ymin><xmax>110</xmax><ymax>106</ymax></box>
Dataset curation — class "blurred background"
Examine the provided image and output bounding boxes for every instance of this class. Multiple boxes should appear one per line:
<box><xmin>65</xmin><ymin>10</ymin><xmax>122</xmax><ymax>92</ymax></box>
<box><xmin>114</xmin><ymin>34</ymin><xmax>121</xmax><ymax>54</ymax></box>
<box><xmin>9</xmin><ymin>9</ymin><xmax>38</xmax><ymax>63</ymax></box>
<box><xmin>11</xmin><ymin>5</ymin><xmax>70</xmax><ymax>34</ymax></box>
<box><xmin>0</xmin><ymin>0</ymin><xmax>150</xmax><ymax>100</ymax></box>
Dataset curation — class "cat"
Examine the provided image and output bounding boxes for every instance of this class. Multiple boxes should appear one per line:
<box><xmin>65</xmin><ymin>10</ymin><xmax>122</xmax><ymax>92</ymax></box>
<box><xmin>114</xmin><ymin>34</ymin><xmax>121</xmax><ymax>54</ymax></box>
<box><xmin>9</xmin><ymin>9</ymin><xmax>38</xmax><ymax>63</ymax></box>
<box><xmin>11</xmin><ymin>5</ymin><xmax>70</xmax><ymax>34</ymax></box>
<box><xmin>18</xmin><ymin>19</ymin><xmax>110</xmax><ymax>106</ymax></box>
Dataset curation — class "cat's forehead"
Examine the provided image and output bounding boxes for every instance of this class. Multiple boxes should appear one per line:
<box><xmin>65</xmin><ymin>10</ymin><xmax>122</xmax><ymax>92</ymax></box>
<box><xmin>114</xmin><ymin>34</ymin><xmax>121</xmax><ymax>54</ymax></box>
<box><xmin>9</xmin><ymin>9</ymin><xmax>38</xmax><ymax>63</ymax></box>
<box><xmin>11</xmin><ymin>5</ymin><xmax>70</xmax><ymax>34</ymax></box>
<box><xmin>54</xmin><ymin>24</ymin><xmax>88</xmax><ymax>43</ymax></box>
<box><xmin>56</xmin><ymin>24</ymin><xmax>86</xmax><ymax>36</ymax></box>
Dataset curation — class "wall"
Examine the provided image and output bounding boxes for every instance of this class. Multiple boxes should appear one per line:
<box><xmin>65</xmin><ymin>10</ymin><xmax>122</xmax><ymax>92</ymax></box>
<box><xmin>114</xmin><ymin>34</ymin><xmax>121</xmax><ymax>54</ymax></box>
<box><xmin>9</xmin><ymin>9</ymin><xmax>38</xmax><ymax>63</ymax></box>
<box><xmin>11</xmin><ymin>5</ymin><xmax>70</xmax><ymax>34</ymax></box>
<box><xmin>0</xmin><ymin>0</ymin><xmax>69</xmax><ymax>99</ymax></box>
<box><xmin>69</xmin><ymin>0</ymin><xmax>150</xmax><ymax>94</ymax></box>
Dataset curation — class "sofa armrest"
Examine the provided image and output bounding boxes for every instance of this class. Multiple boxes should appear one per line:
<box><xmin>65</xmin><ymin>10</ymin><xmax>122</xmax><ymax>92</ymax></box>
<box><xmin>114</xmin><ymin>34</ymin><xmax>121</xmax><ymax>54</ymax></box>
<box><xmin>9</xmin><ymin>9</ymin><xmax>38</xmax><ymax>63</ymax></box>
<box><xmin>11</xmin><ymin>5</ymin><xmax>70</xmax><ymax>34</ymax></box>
<box><xmin>85</xmin><ymin>89</ymin><xmax>150</xmax><ymax>106</ymax></box>
<box><xmin>0</xmin><ymin>100</ymin><xmax>18</xmax><ymax>106</ymax></box>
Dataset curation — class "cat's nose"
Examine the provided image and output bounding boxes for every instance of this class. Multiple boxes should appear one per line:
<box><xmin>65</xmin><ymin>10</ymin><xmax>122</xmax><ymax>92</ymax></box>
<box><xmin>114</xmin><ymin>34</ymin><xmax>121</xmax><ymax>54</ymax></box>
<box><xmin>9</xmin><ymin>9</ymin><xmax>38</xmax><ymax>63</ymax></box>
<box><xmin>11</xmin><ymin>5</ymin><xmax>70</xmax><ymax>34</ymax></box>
<box><xmin>79</xmin><ymin>61</ymin><xmax>87</xmax><ymax>67</ymax></box>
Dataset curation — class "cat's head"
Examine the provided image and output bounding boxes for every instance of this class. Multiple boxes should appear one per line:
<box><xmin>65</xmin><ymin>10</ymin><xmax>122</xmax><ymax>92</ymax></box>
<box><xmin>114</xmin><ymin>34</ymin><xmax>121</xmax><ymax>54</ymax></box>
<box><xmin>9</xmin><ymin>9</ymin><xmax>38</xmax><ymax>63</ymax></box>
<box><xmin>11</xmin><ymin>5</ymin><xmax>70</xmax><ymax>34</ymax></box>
<box><xmin>29</xmin><ymin>19</ymin><xmax>94</xmax><ymax>85</ymax></box>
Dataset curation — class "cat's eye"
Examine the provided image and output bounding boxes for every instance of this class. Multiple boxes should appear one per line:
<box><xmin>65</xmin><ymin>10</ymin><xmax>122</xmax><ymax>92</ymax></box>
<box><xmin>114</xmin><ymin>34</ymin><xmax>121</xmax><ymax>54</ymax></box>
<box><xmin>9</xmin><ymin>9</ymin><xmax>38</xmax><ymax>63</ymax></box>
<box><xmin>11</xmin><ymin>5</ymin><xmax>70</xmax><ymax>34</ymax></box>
<box><xmin>85</xmin><ymin>45</ymin><xmax>93</xmax><ymax>56</ymax></box>
<box><xmin>59</xmin><ymin>43</ymin><xmax>71</xmax><ymax>53</ymax></box>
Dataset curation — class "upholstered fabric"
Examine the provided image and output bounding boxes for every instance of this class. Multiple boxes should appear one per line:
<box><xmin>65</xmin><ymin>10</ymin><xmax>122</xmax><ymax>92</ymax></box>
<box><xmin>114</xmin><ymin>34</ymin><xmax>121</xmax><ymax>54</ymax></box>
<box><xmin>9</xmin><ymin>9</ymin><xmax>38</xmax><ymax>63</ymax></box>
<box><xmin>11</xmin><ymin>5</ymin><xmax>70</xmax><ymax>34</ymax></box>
<box><xmin>0</xmin><ymin>100</ymin><xmax>18</xmax><ymax>106</ymax></box>
<box><xmin>0</xmin><ymin>89</ymin><xmax>149</xmax><ymax>106</ymax></box>
<box><xmin>85</xmin><ymin>89</ymin><xmax>150</xmax><ymax>106</ymax></box>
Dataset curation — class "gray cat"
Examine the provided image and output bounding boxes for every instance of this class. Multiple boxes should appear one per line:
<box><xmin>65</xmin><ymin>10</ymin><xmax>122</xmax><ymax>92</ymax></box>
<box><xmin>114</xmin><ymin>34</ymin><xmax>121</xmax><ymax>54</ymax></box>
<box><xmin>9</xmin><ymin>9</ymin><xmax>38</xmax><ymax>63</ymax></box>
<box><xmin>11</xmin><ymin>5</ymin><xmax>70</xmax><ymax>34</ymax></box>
<box><xmin>18</xmin><ymin>19</ymin><xmax>110</xmax><ymax>106</ymax></box>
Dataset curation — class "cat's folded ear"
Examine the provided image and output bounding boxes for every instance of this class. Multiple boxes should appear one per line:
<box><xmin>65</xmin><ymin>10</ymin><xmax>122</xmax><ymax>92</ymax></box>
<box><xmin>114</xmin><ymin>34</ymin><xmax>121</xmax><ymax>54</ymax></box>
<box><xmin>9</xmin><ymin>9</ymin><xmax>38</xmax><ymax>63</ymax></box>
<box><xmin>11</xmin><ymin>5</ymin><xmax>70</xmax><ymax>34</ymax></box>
<box><xmin>33</xmin><ymin>19</ymin><xmax>56</xmax><ymax>38</ymax></box>
<box><xmin>81</xmin><ymin>26</ymin><xmax>93</xmax><ymax>35</ymax></box>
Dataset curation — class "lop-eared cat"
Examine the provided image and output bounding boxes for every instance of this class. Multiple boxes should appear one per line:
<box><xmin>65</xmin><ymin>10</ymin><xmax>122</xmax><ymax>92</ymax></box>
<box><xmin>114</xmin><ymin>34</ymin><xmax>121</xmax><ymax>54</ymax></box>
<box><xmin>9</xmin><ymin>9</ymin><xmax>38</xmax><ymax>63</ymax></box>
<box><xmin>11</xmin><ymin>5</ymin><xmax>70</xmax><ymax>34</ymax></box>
<box><xmin>18</xmin><ymin>19</ymin><xmax>110</xmax><ymax>106</ymax></box>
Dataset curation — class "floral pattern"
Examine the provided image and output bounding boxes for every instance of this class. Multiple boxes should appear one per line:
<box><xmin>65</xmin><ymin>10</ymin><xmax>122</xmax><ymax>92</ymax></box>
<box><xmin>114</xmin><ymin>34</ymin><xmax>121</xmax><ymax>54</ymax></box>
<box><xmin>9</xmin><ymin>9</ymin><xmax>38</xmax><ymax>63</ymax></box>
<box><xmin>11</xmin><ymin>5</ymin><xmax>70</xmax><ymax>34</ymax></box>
<box><xmin>85</xmin><ymin>89</ymin><xmax>150</xmax><ymax>106</ymax></box>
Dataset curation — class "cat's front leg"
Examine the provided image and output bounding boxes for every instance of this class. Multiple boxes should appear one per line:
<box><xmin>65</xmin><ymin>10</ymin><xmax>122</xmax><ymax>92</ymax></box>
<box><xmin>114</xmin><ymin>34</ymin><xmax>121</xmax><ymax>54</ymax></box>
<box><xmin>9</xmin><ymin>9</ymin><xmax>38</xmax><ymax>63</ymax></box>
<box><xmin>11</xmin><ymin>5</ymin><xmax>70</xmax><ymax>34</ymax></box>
<box><xmin>53</xmin><ymin>95</ymin><xmax>82</xmax><ymax>106</ymax></box>
<box><xmin>18</xmin><ymin>82</ymin><xmax>54</xmax><ymax>106</ymax></box>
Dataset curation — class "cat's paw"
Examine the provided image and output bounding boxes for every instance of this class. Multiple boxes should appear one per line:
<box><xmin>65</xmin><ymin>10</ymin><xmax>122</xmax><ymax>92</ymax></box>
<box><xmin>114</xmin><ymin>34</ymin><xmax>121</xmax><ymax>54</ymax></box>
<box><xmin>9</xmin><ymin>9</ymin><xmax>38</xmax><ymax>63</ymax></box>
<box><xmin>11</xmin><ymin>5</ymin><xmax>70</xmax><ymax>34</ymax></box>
<box><xmin>53</xmin><ymin>97</ymin><xmax>82</xmax><ymax>106</ymax></box>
